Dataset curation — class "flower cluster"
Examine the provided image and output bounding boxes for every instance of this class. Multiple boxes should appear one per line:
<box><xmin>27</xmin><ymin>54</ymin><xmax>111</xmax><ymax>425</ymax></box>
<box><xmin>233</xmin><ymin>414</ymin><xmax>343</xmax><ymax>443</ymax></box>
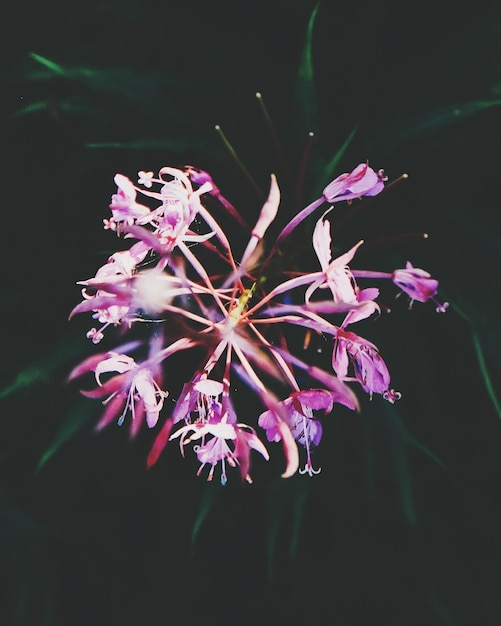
<box><xmin>69</xmin><ymin>163</ymin><xmax>446</xmax><ymax>483</ymax></box>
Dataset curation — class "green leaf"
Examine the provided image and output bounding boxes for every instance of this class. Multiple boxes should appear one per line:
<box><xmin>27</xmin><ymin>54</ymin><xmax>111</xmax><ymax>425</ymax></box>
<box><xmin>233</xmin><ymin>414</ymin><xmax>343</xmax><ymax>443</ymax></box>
<box><xmin>28</xmin><ymin>52</ymin><xmax>66</xmax><ymax>76</ymax></box>
<box><xmin>12</xmin><ymin>98</ymin><xmax>104</xmax><ymax>120</ymax></box>
<box><xmin>372</xmin><ymin>99</ymin><xmax>501</xmax><ymax>152</ymax></box>
<box><xmin>36</xmin><ymin>398</ymin><xmax>97</xmax><ymax>472</ymax></box>
<box><xmin>378</xmin><ymin>403</ymin><xmax>445</xmax><ymax>526</ymax></box>
<box><xmin>472</xmin><ymin>331</ymin><xmax>501</xmax><ymax>419</ymax></box>
<box><xmin>0</xmin><ymin>333</ymin><xmax>89</xmax><ymax>400</ymax></box>
<box><xmin>85</xmin><ymin>137</ymin><xmax>210</xmax><ymax>152</ymax></box>
<box><xmin>190</xmin><ymin>483</ymin><xmax>221</xmax><ymax>551</ymax></box>
<box><xmin>317</xmin><ymin>124</ymin><xmax>359</xmax><ymax>193</ymax></box>
<box><xmin>381</xmin><ymin>404</ymin><xmax>417</xmax><ymax>526</ymax></box>
<box><xmin>26</xmin><ymin>53</ymin><xmax>191</xmax><ymax>116</ymax></box>
<box><xmin>294</xmin><ymin>2</ymin><xmax>320</xmax><ymax>134</ymax></box>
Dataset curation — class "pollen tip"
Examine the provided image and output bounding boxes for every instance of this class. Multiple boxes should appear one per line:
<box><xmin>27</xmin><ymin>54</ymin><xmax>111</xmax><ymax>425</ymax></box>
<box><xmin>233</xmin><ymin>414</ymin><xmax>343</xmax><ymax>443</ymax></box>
<box><xmin>308</xmin><ymin>131</ymin><xmax>314</xmax><ymax>137</ymax></box>
<box><xmin>402</xmin><ymin>173</ymin><xmax>409</xmax><ymax>179</ymax></box>
<box><xmin>215</xmin><ymin>124</ymin><xmax>221</xmax><ymax>131</ymax></box>
<box><xmin>255</xmin><ymin>91</ymin><xmax>262</xmax><ymax>99</ymax></box>
<box><xmin>423</xmin><ymin>232</ymin><xmax>429</xmax><ymax>239</ymax></box>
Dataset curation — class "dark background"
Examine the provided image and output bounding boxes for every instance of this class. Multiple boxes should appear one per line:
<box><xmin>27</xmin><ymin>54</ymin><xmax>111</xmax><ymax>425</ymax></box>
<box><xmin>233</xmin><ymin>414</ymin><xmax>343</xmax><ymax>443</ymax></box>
<box><xmin>1</xmin><ymin>1</ymin><xmax>500</xmax><ymax>624</ymax></box>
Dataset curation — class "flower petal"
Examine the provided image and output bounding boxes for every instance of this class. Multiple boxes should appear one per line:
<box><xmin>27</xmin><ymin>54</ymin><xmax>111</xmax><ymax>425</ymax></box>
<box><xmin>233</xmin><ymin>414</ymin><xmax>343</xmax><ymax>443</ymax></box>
<box><xmin>147</xmin><ymin>418</ymin><xmax>174</xmax><ymax>468</ymax></box>
<box><xmin>278</xmin><ymin>421</ymin><xmax>299</xmax><ymax>478</ymax></box>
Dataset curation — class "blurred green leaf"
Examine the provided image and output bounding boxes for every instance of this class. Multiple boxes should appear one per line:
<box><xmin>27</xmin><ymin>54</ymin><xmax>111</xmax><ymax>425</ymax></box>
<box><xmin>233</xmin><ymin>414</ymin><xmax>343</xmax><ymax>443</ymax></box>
<box><xmin>381</xmin><ymin>404</ymin><xmax>417</xmax><ymax>526</ymax></box>
<box><xmin>371</xmin><ymin>99</ymin><xmax>501</xmax><ymax>152</ymax></box>
<box><xmin>316</xmin><ymin>124</ymin><xmax>358</xmax><ymax>194</ymax></box>
<box><xmin>294</xmin><ymin>2</ymin><xmax>320</xmax><ymax>134</ymax></box>
<box><xmin>25</xmin><ymin>52</ymin><xmax>203</xmax><ymax>117</ymax></box>
<box><xmin>36</xmin><ymin>398</ymin><xmax>96</xmax><ymax>472</ymax></box>
<box><xmin>12</xmin><ymin>97</ymin><xmax>104</xmax><ymax>120</ymax></box>
<box><xmin>378</xmin><ymin>403</ymin><xmax>445</xmax><ymax>525</ymax></box>
<box><xmin>86</xmin><ymin>137</ymin><xmax>211</xmax><ymax>151</ymax></box>
<box><xmin>0</xmin><ymin>334</ymin><xmax>88</xmax><ymax>400</ymax></box>
<box><xmin>472</xmin><ymin>331</ymin><xmax>501</xmax><ymax>419</ymax></box>
<box><xmin>190</xmin><ymin>483</ymin><xmax>221</xmax><ymax>551</ymax></box>
<box><xmin>28</xmin><ymin>52</ymin><xmax>66</xmax><ymax>75</ymax></box>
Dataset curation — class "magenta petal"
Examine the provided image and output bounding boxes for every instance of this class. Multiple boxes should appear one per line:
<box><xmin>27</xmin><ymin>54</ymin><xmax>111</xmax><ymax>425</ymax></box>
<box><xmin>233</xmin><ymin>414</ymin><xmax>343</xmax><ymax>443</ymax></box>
<box><xmin>68</xmin><ymin>353</ymin><xmax>107</xmax><ymax>381</ymax></box>
<box><xmin>234</xmin><ymin>429</ymin><xmax>251</xmax><ymax>482</ymax></box>
<box><xmin>80</xmin><ymin>373</ymin><xmax>127</xmax><ymax>399</ymax></box>
<box><xmin>292</xmin><ymin>389</ymin><xmax>334</xmax><ymax>413</ymax></box>
<box><xmin>130</xmin><ymin>403</ymin><xmax>146</xmax><ymax>438</ymax></box>
<box><xmin>307</xmin><ymin>367</ymin><xmax>359</xmax><ymax>411</ymax></box>
<box><xmin>147</xmin><ymin>418</ymin><xmax>174</xmax><ymax>468</ymax></box>
<box><xmin>95</xmin><ymin>393</ymin><xmax>126</xmax><ymax>431</ymax></box>
<box><xmin>69</xmin><ymin>296</ymin><xmax>127</xmax><ymax>318</ymax></box>
<box><xmin>258</xmin><ymin>409</ymin><xmax>282</xmax><ymax>442</ymax></box>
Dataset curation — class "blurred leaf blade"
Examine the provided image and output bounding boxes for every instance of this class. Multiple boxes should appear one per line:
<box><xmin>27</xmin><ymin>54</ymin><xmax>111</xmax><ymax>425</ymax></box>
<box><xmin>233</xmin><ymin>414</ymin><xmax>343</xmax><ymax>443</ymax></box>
<box><xmin>0</xmin><ymin>334</ymin><xmax>89</xmax><ymax>401</ymax></box>
<box><xmin>85</xmin><ymin>137</ymin><xmax>211</xmax><ymax>152</ymax></box>
<box><xmin>316</xmin><ymin>124</ymin><xmax>359</xmax><ymax>194</ymax></box>
<box><xmin>380</xmin><ymin>404</ymin><xmax>417</xmax><ymax>526</ymax></box>
<box><xmin>191</xmin><ymin>483</ymin><xmax>221</xmax><ymax>551</ymax></box>
<box><xmin>25</xmin><ymin>53</ymin><xmax>205</xmax><ymax>120</ymax></box>
<box><xmin>294</xmin><ymin>2</ymin><xmax>320</xmax><ymax>134</ymax></box>
<box><xmin>36</xmin><ymin>398</ymin><xmax>96</xmax><ymax>473</ymax></box>
<box><xmin>29</xmin><ymin>52</ymin><xmax>66</xmax><ymax>76</ymax></box>
<box><xmin>472</xmin><ymin>331</ymin><xmax>501</xmax><ymax>419</ymax></box>
<box><xmin>371</xmin><ymin>99</ymin><xmax>501</xmax><ymax>152</ymax></box>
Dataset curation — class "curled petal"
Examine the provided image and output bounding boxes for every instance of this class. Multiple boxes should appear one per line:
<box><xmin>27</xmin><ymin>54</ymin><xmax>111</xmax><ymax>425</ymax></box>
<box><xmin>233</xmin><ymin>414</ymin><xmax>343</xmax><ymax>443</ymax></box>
<box><xmin>68</xmin><ymin>353</ymin><xmax>107</xmax><ymax>381</ymax></box>
<box><xmin>278</xmin><ymin>421</ymin><xmax>299</xmax><ymax>478</ymax></box>
<box><xmin>240</xmin><ymin>175</ymin><xmax>280</xmax><ymax>267</ymax></box>
<box><xmin>95</xmin><ymin>354</ymin><xmax>135</xmax><ymax>383</ymax></box>
<box><xmin>69</xmin><ymin>295</ymin><xmax>128</xmax><ymax>319</ymax></box>
<box><xmin>80</xmin><ymin>373</ymin><xmax>128</xmax><ymax>399</ymax></box>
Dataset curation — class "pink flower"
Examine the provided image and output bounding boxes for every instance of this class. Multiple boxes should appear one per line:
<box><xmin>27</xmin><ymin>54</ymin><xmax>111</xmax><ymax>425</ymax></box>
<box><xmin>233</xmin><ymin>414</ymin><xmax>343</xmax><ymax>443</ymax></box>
<box><xmin>171</xmin><ymin>376</ymin><xmax>229</xmax><ymax>424</ymax></box>
<box><xmin>69</xmin><ymin>157</ymin><xmax>447</xmax><ymax>483</ymax></box>
<box><xmin>107</xmin><ymin>174</ymin><xmax>150</xmax><ymax>230</ymax></box>
<box><xmin>392</xmin><ymin>262</ymin><xmax>448</xmax><ymax>312</ymax></box>
<box><xmin>70</xmin><ymin>242</ymin><xmax>150</xmax><ymax>342</ymax></box>
<box><xmin>69</xmin><ymin>351</ymin><xmax>167</xmax><ymax>433</ymax></box>
<box><xmin>258</xmin><ymin>388</ymin><xmax>348</xmax><ymax>475</ymax></box>
<box><xmin>130</xmin><ymin>166</ymin><xmax>213</xmax><ymax>252</ymax></box>
<box><xmin>304</xmin><ymin>217</ymin><xmax>379</xmax><ymax>325</ymax></box>
<box><xmin>333</xmin><ymin>328</ymin><xmax>398</xmax><ymax>400</ymax></box>
<box><xmin>170</xmin><ymin>421</ymin><xmax>269</xmax><ymax>484</ymax></box>
<box><xmin>323</xmin><ymin>163</ymin><xmax>386</xmax><ymax>203</ymax></box>
<box><xmin>306</xmin><ymin>217</ymin><xmax>361</xmax><ymax>304</ymax></box>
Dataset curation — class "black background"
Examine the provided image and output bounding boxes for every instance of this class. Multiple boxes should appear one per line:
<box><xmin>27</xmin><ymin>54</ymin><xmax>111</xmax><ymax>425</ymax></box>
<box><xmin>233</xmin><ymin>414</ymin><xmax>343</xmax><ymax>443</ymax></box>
<box><xmin>1</xmin><ymin>1</ymin><xmax>501</xmax><ymax>624</ymax></box>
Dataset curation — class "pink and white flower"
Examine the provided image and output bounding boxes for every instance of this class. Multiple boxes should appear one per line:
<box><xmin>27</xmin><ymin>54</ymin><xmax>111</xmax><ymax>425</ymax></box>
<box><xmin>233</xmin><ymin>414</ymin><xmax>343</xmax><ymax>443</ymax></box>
<box><xmin>332</xmin><ymin>328</ymin><xmax>395</xmax><ymax>399</ymax></box>
<box><xmin>69</xmin><ymin>350</ymin><xmax>167</xmax><ymax>433</ymax></box>
<box><xmin>170</xmin><ymin>421</ymin><xmax>269</xmax><ymax>484</ymax></box>
<box><xmin>392</xmin><ymin>262</ymin><xmax>448</xmax><ymax>312</ymax></box>
<box><xmin>323</xmin><ymin>163</ymin><xmax>387</xmax><ymax>203</ymax></box>
<box><xmin>70</xmin><ymin>158</ymin><xmax>445</xmax><ymax>482</ymax></box>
